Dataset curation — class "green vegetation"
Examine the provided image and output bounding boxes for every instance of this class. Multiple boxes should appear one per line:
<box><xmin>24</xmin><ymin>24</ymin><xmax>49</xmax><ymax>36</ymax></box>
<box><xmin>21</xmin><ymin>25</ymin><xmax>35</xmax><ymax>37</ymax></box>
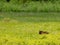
<box><xmin>0</xmin><ymin>0</ymin><xmax>60</xmax><ymax>12</ymax></box>
<box><xmin>0</xmin><ymin>12</ymin><xmax>60</xmax><ymax>45</ymax></box>
<box><xmin>0</xmin><ymin>0</ymin><xmax>60</xmax><ymax>45</ymax></box>
<box><xmin>0</xmin><ymin>12</ymin><xmax>60</xmax><ymax>22</ymax></box>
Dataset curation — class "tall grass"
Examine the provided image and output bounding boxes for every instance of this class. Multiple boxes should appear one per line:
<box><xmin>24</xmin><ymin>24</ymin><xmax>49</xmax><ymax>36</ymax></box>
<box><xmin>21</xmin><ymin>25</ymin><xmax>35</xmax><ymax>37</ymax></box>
<box><xmin>0</xmin><ymin>0</ymin><xmax>60</xmax><ymax>12</ymax></box>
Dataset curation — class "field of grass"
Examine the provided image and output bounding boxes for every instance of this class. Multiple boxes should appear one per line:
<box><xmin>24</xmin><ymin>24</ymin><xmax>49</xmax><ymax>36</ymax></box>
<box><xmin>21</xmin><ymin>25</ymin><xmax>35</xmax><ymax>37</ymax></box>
<box><xmin>0</xmin><ymin>1</ymin><xmax>60</xmax><ymax>12</ymax></box>
<box><xmin>0</xmin><ymin>12</ymin><xmax>60</xmax><ymax>45</ymax></box>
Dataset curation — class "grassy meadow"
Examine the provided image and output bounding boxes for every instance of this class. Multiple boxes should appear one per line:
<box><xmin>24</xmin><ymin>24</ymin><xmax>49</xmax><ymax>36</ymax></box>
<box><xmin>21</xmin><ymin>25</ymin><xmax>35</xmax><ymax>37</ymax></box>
<box><xmin>0</xmin><ymin>12</ymin><xmax>60</xmax><ymax>45</ymax></box>
<box><xmin>0</xmin><ymin>0</ymin><xmax>60</xmax><ymax>12</ymax></box>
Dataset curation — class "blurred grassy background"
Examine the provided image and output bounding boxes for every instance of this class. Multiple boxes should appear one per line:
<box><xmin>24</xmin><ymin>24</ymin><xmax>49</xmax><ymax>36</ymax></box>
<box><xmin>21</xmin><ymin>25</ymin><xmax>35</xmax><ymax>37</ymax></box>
<box><xmin>0</xmin><ymin>0</ymin><xmax>60</xmax><ymax>12</ymax></box>
<box><xmin>0</xmin><ymin>12</ymin><xmax>60</xmax><ymax>22</ymax></box>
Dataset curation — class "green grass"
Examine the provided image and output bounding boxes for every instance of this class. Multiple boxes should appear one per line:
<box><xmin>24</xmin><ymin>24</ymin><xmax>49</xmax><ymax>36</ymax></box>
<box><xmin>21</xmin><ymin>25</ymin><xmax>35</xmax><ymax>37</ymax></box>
<box><xmin>0</xmin><ymin>12</ymin><xmax>60</xmax><ymax>22</ymax></box>
<box><xmin>0</xmin><ymin>12</ymin><xmax>60</xmax><ymax>45</ymax></box>
<box><xmin>0</xmin><ymin>1</ymin><xmax>60</xmax><ymax>12</ymax></box>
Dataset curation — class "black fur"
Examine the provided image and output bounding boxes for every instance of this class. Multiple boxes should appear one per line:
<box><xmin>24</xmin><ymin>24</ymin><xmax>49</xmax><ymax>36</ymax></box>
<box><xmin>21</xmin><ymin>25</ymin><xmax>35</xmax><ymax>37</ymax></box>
<box><xmin>39</xmin><ymin>31</ymin><xmax>49</xmax><ymax>34</ymax></box>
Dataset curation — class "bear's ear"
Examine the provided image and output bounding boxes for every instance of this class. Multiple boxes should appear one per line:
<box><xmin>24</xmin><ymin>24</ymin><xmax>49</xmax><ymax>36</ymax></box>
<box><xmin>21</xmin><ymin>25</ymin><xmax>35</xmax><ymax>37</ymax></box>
<box><xmin>6</xmin><ymin>0</ymin><xmax>10</xmax><ymax>2</ymax></box>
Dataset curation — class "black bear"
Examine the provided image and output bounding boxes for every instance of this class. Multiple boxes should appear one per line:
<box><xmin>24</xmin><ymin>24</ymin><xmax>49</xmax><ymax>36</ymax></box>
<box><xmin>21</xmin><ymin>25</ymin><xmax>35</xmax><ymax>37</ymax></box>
<box><xmin>39</xmin><ymin>31</ymin><xmax>49</xmax><ymax>34</ymax></box>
